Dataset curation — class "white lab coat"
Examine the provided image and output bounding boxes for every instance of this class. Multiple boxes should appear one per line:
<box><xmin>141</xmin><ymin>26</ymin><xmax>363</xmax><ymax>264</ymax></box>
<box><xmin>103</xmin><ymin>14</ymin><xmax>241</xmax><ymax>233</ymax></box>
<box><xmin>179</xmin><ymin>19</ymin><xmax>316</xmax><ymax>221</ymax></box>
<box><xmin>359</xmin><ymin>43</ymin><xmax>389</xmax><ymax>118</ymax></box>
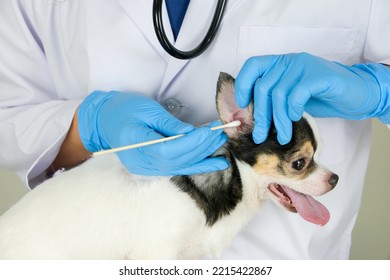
<box><xmin>0</xmin><ymin>0</ymin><xmax>389</xmax><ymax>259</ymax></box>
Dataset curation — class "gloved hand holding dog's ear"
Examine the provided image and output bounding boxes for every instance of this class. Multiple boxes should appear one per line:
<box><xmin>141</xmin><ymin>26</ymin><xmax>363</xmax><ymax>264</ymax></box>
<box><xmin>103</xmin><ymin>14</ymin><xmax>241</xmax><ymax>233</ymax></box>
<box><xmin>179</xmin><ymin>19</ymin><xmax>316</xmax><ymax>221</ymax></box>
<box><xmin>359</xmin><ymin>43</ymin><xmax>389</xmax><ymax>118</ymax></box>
<box><xmin>235</xmin><ymin>52</ymin><xmax>390</xmax><ymax>145</ymax></box>
<box><xmin>77</xmin><ymin>91</ymin><xmax>229</xmax><ymax>175</ymax></box>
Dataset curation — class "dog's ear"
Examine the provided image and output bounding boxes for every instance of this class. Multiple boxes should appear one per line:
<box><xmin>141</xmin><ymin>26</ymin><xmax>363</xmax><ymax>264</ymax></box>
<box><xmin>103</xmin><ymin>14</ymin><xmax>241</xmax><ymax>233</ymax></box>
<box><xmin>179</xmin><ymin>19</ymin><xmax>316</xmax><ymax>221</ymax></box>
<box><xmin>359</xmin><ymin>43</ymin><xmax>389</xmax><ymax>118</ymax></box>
<box><xmin>216</xmin><ymin>72</ymin><xmax>254</xmax><ymax>138</ymax></box>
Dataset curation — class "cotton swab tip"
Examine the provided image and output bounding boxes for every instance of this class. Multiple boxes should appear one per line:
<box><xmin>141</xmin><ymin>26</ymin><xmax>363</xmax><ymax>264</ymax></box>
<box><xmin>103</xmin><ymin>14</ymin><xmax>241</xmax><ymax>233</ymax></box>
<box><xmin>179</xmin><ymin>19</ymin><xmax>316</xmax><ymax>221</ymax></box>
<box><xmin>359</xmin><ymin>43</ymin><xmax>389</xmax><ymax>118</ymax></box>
<box><xmin>224</xmin><ymin>120</ymin><xmax>241</xmax><ymax>128</ymax></box>
<box><xmin>209</xmin><ymin>120</ymin><xmax>241</xmax><ymax>131</ymax></box>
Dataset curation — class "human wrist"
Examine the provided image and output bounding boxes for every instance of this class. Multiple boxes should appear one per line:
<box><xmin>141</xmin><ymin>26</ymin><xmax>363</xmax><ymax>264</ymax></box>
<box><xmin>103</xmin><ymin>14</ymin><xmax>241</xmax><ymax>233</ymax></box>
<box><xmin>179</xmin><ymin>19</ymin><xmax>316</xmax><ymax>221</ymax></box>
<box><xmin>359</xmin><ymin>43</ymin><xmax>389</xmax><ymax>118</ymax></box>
<box><xmin>51</xmin><ymin>107</ymin><xmax>91</xmax><ymax>172</ymax></box>
<box><xmin>77</xmin><ymin>90</ymin><xmax>117</xmax><ymax>152</ymax></box>
<box><xmin>349</xmin><ymin>63</ymin><xmax>390</xmax><ymax>123</ymax></box>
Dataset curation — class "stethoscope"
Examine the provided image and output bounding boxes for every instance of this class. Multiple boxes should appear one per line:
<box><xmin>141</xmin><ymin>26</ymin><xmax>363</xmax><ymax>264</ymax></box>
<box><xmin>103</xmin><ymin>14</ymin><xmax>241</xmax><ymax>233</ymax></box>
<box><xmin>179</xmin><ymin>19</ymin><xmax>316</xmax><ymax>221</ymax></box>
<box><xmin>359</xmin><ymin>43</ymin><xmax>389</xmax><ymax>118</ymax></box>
<box><xmin>152</xmin><ymin>0</ymin><xmax>228</xmax><ymax>60</ymax></box>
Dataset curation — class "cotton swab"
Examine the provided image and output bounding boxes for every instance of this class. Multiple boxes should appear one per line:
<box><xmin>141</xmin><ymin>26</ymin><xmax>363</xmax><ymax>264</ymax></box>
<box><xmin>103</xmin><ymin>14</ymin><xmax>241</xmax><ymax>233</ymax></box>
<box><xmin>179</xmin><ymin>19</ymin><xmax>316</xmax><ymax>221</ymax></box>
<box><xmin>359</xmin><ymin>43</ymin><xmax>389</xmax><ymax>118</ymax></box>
<box><xmin>92</xmin><ymin>120</ymin><xmax>241</xmax><ymax>157</ymax></box>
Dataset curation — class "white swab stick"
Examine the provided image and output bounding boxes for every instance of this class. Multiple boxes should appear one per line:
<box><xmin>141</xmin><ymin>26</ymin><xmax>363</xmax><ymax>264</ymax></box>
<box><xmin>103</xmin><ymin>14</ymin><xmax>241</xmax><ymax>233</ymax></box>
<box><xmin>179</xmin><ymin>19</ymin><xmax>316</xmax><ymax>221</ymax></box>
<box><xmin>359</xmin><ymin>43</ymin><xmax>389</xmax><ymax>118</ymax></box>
<box><xmin>92</xmin><ymin>120</ymin><xmax>241</xmax><ymax>157</ymax></box>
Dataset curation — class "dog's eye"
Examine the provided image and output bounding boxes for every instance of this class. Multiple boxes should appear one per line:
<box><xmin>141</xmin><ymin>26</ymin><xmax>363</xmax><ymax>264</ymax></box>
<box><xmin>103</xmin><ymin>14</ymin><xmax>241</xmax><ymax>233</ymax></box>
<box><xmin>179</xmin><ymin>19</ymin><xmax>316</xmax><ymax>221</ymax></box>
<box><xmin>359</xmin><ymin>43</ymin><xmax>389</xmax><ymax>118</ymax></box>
<box><xmin>292</xmin><ymin>158</ymin><xmax>306</xmax><ymax>171</ymax></box>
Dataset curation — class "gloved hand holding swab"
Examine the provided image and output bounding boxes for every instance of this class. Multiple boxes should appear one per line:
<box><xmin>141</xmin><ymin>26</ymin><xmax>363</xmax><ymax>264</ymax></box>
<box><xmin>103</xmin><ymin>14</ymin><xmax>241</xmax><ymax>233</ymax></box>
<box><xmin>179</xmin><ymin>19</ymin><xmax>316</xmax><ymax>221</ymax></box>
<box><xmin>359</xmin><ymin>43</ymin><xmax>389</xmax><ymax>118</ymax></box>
<box><xmin>92</xmin><ymin>120</ymin><xmax>241</xmax><ymax>157</ymax></box>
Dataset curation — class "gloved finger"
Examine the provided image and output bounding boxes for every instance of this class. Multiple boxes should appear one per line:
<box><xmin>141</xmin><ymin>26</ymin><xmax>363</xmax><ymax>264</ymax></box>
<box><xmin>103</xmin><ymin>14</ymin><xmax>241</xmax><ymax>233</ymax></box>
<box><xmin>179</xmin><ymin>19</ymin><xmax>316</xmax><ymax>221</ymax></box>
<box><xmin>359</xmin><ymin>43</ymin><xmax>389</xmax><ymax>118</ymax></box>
<box><xmin>251</xmin><ymin>60</ymin><xmax>286</xmax><ymax>144</ymax></box>
<box><xmin>124</xmin><ymin>132</ymin><xmax>228</xmax><ymax>175</ymax></box>
<box><xmin>172</xmin><ymin>157</ymin><xmax>230</xmax><ymax>175</ymax></box>
<box><xmin>116</xmin><ymin>115</ymin><xmax>195</xmax><ymax>149</ymax></box>
<box><xmin>272</xmin><ymin>91</ymin><xmax>292</xmax><ymax>145</ymax></box>
<box><xmin>173</xmin><ymin>129</ymin><xmax>228</xmax><ymax>167</ymax></box>
<box><xmin>114</xmin><ymin>122</ymin><xmax>164</xmax><ymax>147</ymax></box>
<box><xmin>235</xmin><ymin>55</ymin><xmax>277</xmax><ymax>109</ymax></box>
<box><xmin>270</xmin><ymin>66</ymin><xmax>304</xmax><ymax>144</ymax></box>
<box><xmin>287</xmin><ymin>77</ymin><xmax>331</xmax><ymax>121</ymax></box>
<box><xmin>172</xmin><ymin>120</ymin><xmax>228</xmax><ymax>164</ymax></box>
<box><xmin>119</xmin><ymin>121</ymin><xmax>226</xmax><ymax>173</ymax></box>
<box><xmin>143</xmin><ymin>125</ymin><xmax>226</xmax><ymax>161</ymax></box>
<box><xmin>148</xmin><ymin>108</ymin><xmax>195</xmax><ymax>136</ymax></box>
<box><xmin>174</xmin><ymin>120</ymin><xmax>230</xmax><ymax>162</ymax></box>
<box><xmin>305</xmin><ymin>99</ymin><xmax>345</xmax><ymax>118</ymax></box>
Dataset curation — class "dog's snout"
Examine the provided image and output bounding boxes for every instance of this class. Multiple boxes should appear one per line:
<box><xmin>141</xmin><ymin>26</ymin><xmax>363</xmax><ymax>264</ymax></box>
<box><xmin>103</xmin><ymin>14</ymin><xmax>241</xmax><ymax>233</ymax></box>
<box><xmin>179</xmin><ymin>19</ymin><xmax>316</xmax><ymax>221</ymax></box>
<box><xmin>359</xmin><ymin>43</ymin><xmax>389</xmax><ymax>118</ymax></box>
<box><xmin>328</xmin><ymin>174</ymin><xmax>339</xmax><ymax>188</ymax></box>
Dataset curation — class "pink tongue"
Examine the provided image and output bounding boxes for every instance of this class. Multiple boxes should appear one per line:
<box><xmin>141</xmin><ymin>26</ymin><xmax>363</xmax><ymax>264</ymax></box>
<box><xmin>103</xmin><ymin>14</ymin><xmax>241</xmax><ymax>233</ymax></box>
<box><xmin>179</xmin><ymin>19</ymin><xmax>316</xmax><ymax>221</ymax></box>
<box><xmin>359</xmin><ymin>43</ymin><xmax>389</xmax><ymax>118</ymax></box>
<box><xmin>281</xmin><ymin>186</ymin><xmax>330</xmax><ymax>226</ymax></box>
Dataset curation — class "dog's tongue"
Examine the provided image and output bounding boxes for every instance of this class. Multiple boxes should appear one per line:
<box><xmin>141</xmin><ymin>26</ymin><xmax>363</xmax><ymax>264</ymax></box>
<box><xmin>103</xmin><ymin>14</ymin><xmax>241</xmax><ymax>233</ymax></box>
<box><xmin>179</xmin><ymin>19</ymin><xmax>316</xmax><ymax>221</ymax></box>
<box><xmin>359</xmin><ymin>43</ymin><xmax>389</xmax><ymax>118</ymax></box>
<box><xmin>281</xmin><ymin>186</ymin><xmax>330</xmax><ymax>226</ymax></box>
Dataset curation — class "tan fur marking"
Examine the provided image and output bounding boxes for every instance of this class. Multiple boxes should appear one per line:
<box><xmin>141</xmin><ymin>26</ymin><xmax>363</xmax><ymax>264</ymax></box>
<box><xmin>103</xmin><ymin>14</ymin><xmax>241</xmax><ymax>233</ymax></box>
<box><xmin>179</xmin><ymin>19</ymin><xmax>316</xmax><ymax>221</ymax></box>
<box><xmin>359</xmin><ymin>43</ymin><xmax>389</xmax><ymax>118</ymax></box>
<box><xmin>254</xmin><ymin>154</ymin><xmax>280</xmax><ymax>177</ymax></box>
<box><xmin>294</xmin><ymin>141</ymin><xmax>315</xmax><ymax>180</ymax></box>
<box><xmin>300</xmin><ymin>141</ymin><xmax>314</xmax><ymax>159</ymax></box>
<box><xmin>253</xmin><ymin>141</ymin><xmax>316</xmax><ymax>180</ymax></box>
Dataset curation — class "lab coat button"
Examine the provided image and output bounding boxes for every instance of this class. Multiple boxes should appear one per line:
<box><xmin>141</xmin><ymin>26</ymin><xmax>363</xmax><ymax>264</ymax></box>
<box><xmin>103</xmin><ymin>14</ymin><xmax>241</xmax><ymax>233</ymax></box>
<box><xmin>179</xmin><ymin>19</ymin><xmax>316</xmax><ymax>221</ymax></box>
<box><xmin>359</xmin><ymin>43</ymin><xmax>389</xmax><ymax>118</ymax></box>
<box><xmin>162</xmin><ymin>98</ymin><xmax>182</xmax><ymax>116</ymax></box>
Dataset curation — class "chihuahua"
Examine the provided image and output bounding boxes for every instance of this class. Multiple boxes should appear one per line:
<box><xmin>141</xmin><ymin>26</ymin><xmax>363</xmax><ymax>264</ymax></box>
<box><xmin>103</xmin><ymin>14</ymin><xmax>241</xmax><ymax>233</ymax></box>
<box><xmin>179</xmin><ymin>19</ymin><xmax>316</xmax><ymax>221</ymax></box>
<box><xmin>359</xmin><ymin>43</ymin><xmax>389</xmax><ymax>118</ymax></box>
<box><xmin>0</xmin><ymin>73</ymin><xmax>338</xmax><ymax>259</ymax></box>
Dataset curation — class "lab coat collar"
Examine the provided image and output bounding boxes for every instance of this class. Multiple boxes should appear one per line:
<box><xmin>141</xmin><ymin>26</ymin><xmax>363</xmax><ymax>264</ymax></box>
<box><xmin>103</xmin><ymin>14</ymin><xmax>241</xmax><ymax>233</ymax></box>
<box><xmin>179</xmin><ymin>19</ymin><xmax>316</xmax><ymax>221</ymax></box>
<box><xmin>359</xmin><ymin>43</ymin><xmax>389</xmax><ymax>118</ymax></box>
<box><xmin>118</xmin><ymin>0</ymin><xmax>242</xmax><ymax>94</ymax></box>
<box><xmin>175</xmin><ymin>0</ymin><xmax>242</xmax><ymax>50</ymax></box>
<box><xmin>118</xmin><ymin>0</ymin><xmax>173</xmax><ymax>62</ymax></box>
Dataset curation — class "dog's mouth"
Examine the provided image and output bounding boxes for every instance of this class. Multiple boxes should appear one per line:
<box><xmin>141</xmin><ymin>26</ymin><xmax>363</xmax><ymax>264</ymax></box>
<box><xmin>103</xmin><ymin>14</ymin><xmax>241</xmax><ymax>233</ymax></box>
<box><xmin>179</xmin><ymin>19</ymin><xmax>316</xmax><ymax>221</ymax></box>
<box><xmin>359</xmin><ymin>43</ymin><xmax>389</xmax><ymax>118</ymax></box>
<box><xmin>268</xmin><ymin>183</ymin><xmax>330</xmax><ymax>226</ymax></box>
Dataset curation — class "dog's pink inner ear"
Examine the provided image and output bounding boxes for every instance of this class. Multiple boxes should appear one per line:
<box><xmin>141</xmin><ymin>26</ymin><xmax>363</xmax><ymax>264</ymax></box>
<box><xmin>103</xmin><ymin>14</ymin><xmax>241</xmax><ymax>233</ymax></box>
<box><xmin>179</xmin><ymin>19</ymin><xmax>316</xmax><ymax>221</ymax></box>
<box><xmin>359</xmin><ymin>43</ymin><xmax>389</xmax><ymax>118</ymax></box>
<box><xmin>216</xmin><ymin>72</ymin><xmax>254</xmax><ymax>137</ymax></box>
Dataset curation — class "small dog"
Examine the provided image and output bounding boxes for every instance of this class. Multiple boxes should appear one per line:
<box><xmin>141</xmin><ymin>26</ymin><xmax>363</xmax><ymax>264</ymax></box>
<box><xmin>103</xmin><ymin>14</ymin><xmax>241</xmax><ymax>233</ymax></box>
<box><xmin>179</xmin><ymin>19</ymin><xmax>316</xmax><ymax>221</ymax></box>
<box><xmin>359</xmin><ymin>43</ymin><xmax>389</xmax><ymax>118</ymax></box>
<box><xmin>0</xmin><ymin>73</ymin><xmax>338</xmax><ymax>259</ymax></box>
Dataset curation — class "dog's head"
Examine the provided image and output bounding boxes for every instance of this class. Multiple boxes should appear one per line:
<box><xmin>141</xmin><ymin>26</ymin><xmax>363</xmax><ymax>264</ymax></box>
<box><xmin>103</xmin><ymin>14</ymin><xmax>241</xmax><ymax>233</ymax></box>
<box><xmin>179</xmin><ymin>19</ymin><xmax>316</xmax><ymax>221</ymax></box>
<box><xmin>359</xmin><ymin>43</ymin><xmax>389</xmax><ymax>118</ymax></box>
<box><xmin>216</xmin><ymin>72</ymin><xmax>338</xmax><ymax>226</ymax></box>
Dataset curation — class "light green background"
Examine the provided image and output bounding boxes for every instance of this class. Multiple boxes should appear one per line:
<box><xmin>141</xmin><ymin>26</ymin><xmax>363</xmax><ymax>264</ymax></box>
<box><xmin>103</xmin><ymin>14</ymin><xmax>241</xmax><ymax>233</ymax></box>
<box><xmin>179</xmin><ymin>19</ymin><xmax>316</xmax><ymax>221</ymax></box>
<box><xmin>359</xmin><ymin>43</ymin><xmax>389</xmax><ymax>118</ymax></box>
<box><xmin>0</xmin><ymin>119</ymin><xmax>389</xmax><ymax>259</ymax></box>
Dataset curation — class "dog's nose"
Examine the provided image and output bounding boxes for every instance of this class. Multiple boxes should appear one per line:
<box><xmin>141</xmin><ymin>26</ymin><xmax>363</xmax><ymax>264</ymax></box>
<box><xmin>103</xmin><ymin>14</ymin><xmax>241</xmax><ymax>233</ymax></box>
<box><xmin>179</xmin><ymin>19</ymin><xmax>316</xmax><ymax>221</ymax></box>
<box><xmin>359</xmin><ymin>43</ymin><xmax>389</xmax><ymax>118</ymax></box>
<box><xmin>328</xmin><ymin>174</ymin><xmax>339</xmax><ymax>188</ymax></box>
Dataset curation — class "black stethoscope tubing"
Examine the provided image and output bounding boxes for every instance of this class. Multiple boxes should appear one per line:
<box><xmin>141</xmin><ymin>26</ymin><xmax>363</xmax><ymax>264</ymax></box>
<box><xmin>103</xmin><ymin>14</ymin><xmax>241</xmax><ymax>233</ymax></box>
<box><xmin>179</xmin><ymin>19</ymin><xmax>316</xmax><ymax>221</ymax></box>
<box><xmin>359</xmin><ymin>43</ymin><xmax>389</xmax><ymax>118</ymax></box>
<box><xmin>152</xmin><ymin>0</ymin><xmax>228</xmax><ymax>60</ymax></box>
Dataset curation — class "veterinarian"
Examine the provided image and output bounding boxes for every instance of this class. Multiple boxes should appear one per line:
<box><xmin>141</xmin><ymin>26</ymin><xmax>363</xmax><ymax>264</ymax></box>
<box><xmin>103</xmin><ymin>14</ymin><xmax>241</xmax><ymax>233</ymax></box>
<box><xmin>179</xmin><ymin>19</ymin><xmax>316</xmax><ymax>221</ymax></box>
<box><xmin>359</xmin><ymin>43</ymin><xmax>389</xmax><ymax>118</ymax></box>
<box><xmin>0</xmin><ymin>0</ymin><xmax>389</xmax><ymax>259</ymax></box>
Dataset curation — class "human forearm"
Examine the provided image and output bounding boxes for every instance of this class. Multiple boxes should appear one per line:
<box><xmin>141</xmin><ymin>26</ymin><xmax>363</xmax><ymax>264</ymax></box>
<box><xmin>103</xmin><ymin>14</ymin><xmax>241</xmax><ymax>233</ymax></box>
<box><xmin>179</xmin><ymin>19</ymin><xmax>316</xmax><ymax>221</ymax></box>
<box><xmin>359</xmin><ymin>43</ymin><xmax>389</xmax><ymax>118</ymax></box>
<box><xmin>0</xmin><ymin>100</ymin><xmax>81</xmax><ymax>187</ymax></box>
<box><xmin>50</xmin><ymin>108</ymin><xmax>91</xmax><ymax>172</ymax></box>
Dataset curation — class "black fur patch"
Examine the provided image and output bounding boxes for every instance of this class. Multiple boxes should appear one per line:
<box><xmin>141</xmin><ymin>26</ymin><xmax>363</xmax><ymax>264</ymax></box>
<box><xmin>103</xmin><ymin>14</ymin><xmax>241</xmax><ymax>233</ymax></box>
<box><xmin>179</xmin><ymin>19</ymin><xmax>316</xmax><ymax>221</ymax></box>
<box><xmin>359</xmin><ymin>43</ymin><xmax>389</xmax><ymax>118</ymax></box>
<box><xmin>171</xmin><ymin>152</ymin><xmax>243</xmax><ymax>226</ymax></box>
<box><xmin>171</xmin><ymin>118</ymin><xmax>316</xmax><ymax>225</ymax></box>
<box><xmin>229</xmin><ymin>118</ymin><xmax>317</xmax><ymax>166</ymax></box>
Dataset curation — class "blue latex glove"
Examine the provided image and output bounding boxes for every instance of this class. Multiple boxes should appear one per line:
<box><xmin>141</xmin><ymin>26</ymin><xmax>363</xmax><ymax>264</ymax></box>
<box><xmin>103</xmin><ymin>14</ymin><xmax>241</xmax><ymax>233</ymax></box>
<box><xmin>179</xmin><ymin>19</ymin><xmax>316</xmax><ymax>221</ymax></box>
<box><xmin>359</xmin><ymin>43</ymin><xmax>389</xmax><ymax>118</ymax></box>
<box><xmin>78</xmin><ymin>91</ymin><xmax>229</xmax><ymax>175</ymax></box>
<box><xmin>235</xmin><ymin>53</ymin><xmax>390</xmax><ymax>145</ymax></box>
